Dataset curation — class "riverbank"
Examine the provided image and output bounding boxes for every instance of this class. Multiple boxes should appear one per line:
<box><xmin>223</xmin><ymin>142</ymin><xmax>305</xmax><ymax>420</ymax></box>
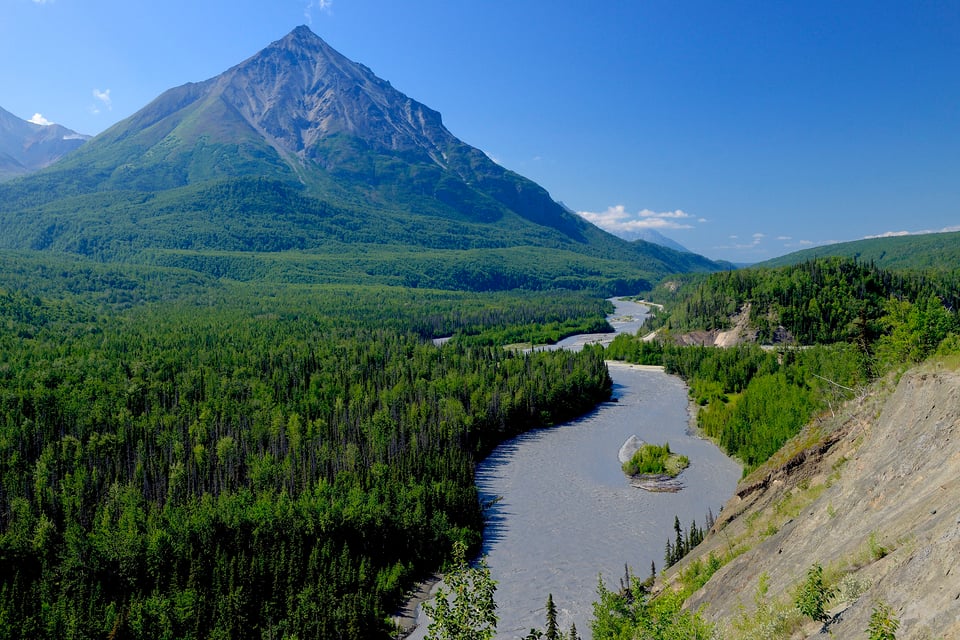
<box><xmin>606</xmin><ymin>361</ymin><xmax>664</xmax><ymax>371</ymax></box>
<box><xmin>393</xmin><ymin>573</ymin><xmax>441</xmax><ymax>637</ymax></box>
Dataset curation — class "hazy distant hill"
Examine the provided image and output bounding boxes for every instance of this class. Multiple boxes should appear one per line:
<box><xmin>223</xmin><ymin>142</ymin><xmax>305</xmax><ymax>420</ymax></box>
<box><xmin>626</xmin><ymin>228</ymin><xmax>690</xmax><ymax>253</ymax></box>
<box><xmin>759</xmin><ymin>230</ymin><xmax>960</xmax><ymax>272</ymax></box>
<box><xmin>0</xmin><ymin>27</ymin><xmax>720</xmax><ymax>291</ymax></box>
<box><xmin>0</xmin><ymin>106</ymin><xmax>88</xmax><ymax>180</ymax></box>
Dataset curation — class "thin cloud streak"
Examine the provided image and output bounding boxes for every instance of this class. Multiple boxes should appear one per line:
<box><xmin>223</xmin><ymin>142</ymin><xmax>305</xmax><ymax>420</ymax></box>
<box><xmin>304</xmin><ymin>0</ymin><xmax>333</xmax><ymax>24</ymax></box>
<box><xmin>714</xmin><ymin>231</ymin><xmax>767</xmax><ymax>252</ymax></box>
<box><xmin>864</xmin><ymin>225</ymin><xmax>960</xmax><ymax>239</ymax></box>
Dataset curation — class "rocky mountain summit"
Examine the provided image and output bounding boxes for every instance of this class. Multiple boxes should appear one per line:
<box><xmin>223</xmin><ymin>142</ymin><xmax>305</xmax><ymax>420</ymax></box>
<box><xmin>109</xmin><ymin>26</ymin><xmax>456</xmax><ymax>172</ymax></box>
<box><xmin>218</xmin><ymin>25</ymin><xmax>452</xmax><ymax>164</ymax></box>
<box><xmin>0</xmin><ymin>106</ymin><xmax>88</xmax><ymax>180</ymax></box>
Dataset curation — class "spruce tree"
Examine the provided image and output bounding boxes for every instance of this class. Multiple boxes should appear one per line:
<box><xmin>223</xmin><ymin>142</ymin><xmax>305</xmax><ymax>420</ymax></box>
<box><xmin>674</xmin><ymin>515</ymin><xmax>684</xmax><ymax>561</ymax></box>
<box><xmin>545</xmin><ymin>593</ymin><xmax>559</xmax><ymax>640</ymax></box>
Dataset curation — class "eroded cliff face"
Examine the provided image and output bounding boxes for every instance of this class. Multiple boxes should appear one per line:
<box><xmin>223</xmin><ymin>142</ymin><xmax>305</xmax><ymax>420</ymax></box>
<box><xmin>668</xmin><ymin>362</ymin><xmax>960</xmax><ymax>639</ymax></box>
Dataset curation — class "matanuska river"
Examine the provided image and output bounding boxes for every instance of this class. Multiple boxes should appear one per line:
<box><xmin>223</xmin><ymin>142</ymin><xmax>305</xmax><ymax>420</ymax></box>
<box><xmin>407</xmin><ymin>299</ymin><xmax>741</xmax><ymax>639</ymax></box>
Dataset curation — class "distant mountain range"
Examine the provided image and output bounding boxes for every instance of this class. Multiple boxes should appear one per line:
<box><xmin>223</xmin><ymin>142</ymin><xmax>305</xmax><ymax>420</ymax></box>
<box><xmin>557</xmin><ymin>201</ymin><xmax>692</xmax><ymax>253</ymax></box>
<box><xmin>625</xmin><ymin>228</ymin><xmax>690</xmax><ymax>253</ymax></box>
<box><xmin>0</xmin><ymin>26</ymin><xmax>722</xmax><ymax>292</ymax></box>
<box><xmin>0</xmin><ymin>107</ymin><xmax>88</xmax><ymax>181</ymax></box>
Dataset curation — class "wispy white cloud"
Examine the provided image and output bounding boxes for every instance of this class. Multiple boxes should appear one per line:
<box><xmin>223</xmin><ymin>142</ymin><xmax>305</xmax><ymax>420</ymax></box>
<box><xmin>29</xmin><ymin>113</ymin><xmax>53</xmax><ymax>126</ymax></box>
<box><xmin>577</xmin><ymin>205</ymin><xmax>701</xmax><ymax>233</ymax></box>
<box><xmin>865</xmin><ymin>230</ymin><xmax>911</xmax><ymax>238</ymax></box>
<box><xmin>714</xmin><ymin>232</ymin><xmax>767</xmax><ymax>252</ymax></box>
<box><xmin>32</xmin><ymin>0</ymin><xmax>54</xmax><ymax>4</ymax></box>
<box><xmin>864</xmin><ymin>225</ymin><xmax>960</xmax><ymax>239</ymax></box>
<box><xmin>89</xmin><ymin>89</ymin><xmax>112</xmax><ymax>116</ymax></box>
<box><xmin>778</xmin><ymin>235</ymin><xmax>823</xmax><ymax>251</ymax></box>
<box><xmin>303</xmin><ymin>0</ymin><xmax>333</xmax><ymax>24</ymax></box>
<box><xmin>93</xmin><ymin>88</ymin><xmax>112</xmax><ymax>110</ymax></box>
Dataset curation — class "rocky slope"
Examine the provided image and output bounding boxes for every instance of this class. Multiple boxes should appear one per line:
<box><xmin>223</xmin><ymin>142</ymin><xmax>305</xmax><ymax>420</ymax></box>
<box><xmin>216</xmin><ymin>25</ymin><xmax>454</xmax><ymax>165</ymax></box>
<box><xmin>672</xmin><ymin>303</ymin><xmax>793</xmax><ymax>348</ymax></box>
<box><xmin>666</xmin><ymin>360</ymin><xmax>960</xmax><ymax>639</ymax></box>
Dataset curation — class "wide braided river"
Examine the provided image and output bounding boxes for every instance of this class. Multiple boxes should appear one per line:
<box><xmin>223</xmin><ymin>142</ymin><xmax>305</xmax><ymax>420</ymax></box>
<box><xmin>408</xmin><ymin>299</ymin><xmax>741</xmax><ymax>639</ymax></box>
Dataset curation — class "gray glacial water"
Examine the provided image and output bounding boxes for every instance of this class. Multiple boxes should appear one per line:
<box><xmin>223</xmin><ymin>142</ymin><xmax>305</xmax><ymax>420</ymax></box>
<box><xmin>408</xmin><ymin>299</ymin><xmax>741</xmax><ymax>639</ymax></box>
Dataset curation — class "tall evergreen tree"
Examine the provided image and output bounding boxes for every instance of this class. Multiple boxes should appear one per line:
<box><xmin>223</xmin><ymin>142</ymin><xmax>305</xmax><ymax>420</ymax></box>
<box><xmin>545</xmin><ymin>593</ymin><xmax>559</xmax><ymax>640</ymax></box>
<box><xmin>674</xmin><ymin>515</ymin><xmax>684</xmax><ymax>561</ymax></box>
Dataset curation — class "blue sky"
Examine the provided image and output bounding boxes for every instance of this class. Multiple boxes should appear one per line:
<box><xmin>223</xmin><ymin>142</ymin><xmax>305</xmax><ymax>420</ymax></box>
<box><xmin>2</xmin><ymin>0</ymin><xmax>958</xmax><ymax>263</ymax></box>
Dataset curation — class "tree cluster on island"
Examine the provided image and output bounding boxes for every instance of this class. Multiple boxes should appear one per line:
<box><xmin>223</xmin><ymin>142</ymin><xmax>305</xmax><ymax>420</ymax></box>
<box><xmin>621</xmin><ymin>442</ymin><xmax>689</xmax><ymax>479</ymax></box>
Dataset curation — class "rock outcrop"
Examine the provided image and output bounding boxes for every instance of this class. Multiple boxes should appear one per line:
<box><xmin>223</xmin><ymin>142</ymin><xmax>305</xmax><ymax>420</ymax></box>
<box><xmin>666</xmin><ymin>362</ymin><xmax>960</xmax><ymax>639</ymax></box>
<box><xmin>618</xmin><ymin>435</ymin><xmax>646</xmax><ymax>464</ymax></box>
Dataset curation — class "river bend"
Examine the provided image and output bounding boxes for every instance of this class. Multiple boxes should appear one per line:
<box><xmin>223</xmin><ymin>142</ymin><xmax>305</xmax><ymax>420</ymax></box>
<box><xmin>409</xmin><ymin>299</ymin><xmax>740</xmax><ymax>639</ymax></box>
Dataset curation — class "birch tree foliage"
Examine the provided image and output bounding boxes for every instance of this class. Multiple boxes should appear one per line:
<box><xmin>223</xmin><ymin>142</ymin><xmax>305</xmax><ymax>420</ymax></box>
<box><xmin>423</xmin><ymin>541</ymin><xmax>497</xmax><ymax>640</ymax></box>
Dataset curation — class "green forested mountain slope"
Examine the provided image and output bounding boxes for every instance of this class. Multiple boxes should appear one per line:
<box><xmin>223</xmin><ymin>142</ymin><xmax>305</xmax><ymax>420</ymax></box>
<box><xmin>0</xmin><ymin>27</ymin><xmax>721</xmax><ymax>290</ymax></box>
<box><xmin>758</xmin><ymin>230</ymin><xmax>960</xmax><ymax>271</ymax></box>
<box><xmin>647</xmin><ymin>257</ymin><xmax>959</xmax><ymax>344</ymax></box>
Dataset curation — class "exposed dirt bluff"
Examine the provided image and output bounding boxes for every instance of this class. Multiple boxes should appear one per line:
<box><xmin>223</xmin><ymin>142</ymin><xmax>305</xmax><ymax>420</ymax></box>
<box><xmin>664</xmin><ymin>362</ymin><xmax>960</xmax><ymax>639</ymax></box>
<box><xmin>672</xmin><ymin>303</ymin><xmax>795</xmax><ymax>348</ymax></box>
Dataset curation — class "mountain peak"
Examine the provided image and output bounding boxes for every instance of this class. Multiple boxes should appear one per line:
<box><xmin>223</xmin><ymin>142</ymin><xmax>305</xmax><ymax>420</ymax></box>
<box><xmin>210</xmin><ymin>24</ymin><xmax>449</xmax><ymax>164</ymax></box>
<box><xmin>0</xmin><ymin>106</ymin><xmax>88</xmax><ymax>181</ymax></box>
<box><xmin>288</xmin><ymin>24</ymin><xmax>316</xmax><ymax>39</ymax></box>
<box><xmin>273</xmin><ymin>25</ymin><xmax>338</xmax><ymax>57</ymax></box>
<box><xmin>0</xmin><ymin>30</ymin><xmax>724</xmax><ymax>281</ymax></box>
<box><xmin>286</xmin><ymin>24</ymin><xmax>333</xmax><ymax>47</ymax></box>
